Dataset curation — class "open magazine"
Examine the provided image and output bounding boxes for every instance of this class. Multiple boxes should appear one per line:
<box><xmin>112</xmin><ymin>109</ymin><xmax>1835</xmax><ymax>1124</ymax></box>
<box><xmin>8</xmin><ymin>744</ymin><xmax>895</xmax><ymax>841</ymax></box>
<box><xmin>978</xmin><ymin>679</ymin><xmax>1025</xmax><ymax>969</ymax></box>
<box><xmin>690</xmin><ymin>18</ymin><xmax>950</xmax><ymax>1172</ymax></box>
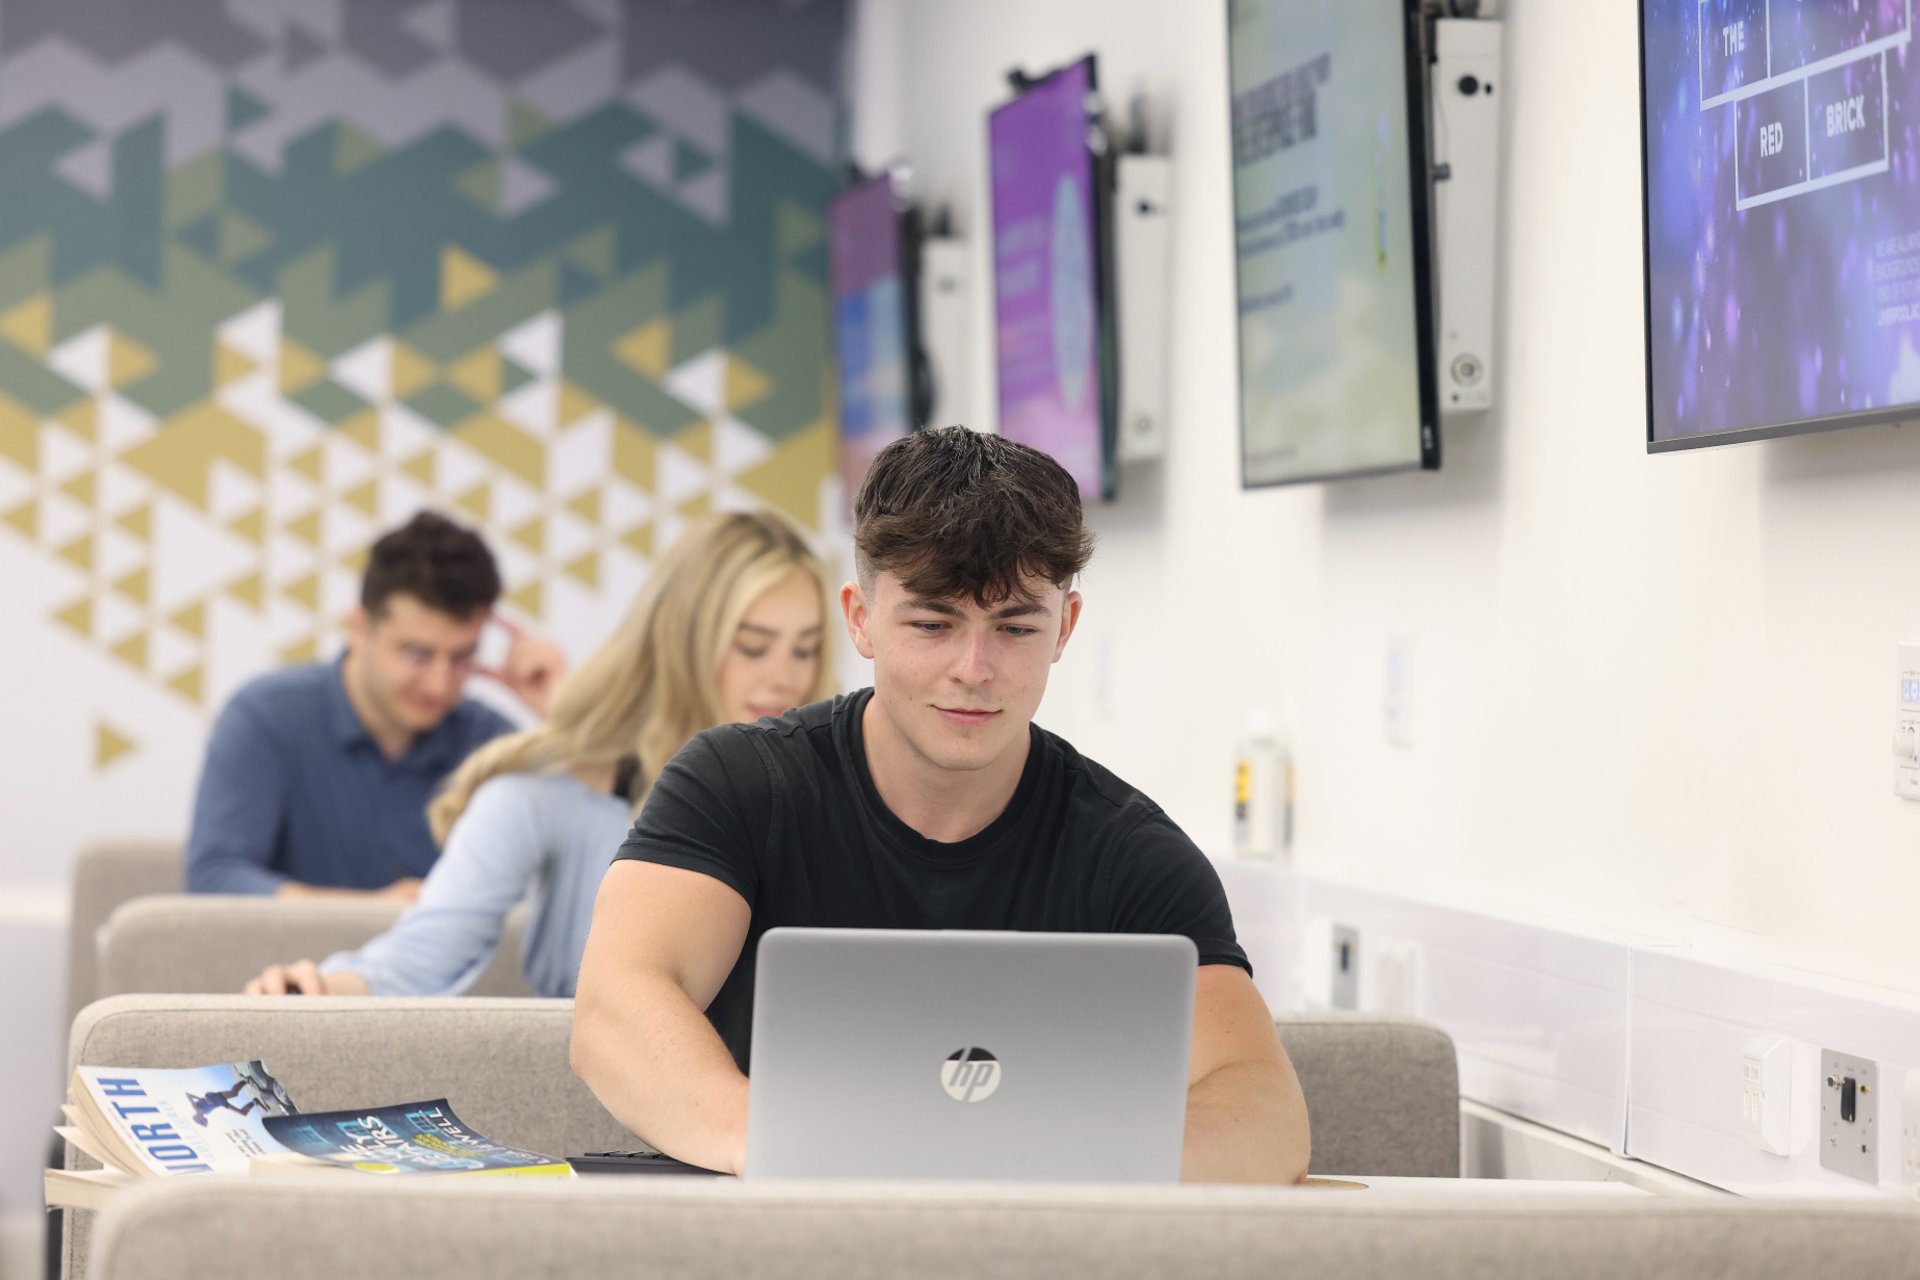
<box><xmin>49</xmin><ymin>1063</ymin><xmax>567</xmax><ymax>1210</ymax></box>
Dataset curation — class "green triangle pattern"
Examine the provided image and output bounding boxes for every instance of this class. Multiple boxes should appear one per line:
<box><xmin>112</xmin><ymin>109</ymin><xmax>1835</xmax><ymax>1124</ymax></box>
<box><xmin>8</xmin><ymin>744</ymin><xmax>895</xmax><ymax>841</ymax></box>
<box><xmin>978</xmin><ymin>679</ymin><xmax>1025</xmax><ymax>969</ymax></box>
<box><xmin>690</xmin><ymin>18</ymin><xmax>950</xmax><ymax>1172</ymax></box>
<box><xmin>227</xmin><ymin>86</ymin><xmax>271</xmax><ymax>133</ymax></box>
<box><xmin>499</xmin><ymin>353</ymin><xmax>537</xmax><ymax>398</ymax></box>
<box><xmin>509</xmin><ymin>100</ymin><xmax>554</xmax><ymax>150</ymax></box>
<box><xmin>334</xmin><ymin>122</ymin><xmax>385</xmax><ymax>176</ymax></box>
<box><xmin>455</xmin><ymin>160</ymin><xmax>502</xmax><ymax>214</ymax></box>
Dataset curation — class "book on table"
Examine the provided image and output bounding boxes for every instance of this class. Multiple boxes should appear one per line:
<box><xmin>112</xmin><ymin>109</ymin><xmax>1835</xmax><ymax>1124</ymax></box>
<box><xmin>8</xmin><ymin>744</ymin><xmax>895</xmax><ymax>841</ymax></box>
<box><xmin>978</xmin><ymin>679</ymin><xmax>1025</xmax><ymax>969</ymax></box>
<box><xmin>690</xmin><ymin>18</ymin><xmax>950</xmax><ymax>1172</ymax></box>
<box><xmin>47</xmin><ymin>1062</ymin><xmax>568</xmax><ymax>1210</ymax></box>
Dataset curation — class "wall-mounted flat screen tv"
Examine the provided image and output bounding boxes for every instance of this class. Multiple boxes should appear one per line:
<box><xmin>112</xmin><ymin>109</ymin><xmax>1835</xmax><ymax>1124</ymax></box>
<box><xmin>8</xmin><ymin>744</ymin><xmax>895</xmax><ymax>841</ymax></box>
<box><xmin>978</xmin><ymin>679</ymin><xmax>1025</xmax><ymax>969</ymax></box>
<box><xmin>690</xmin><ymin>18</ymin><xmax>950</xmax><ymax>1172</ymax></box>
<box><xmin>829</xmin><ymin>172</ymin><xmax>924</xmax><ymax>503</ymax></box>
<box><xmin>1228</xmin><ymin>0</ymin><xmax>1439</xmax><ymax>486</ymax></box>
<box><xmin>988</xmin><ymin>54</ymin><xmax>1118</xmax><ymax>500</ymax></box>
<box><xmin>1642</xmin><ymin>1</ymin><xmax>1920</xmax><ymax>449</ymax></box>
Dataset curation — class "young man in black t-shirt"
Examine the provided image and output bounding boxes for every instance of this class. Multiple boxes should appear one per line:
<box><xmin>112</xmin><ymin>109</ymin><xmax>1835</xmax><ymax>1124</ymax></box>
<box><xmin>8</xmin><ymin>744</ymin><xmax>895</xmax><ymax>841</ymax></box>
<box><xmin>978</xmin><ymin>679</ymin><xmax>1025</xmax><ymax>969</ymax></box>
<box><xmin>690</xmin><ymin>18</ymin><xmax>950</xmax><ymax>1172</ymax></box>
<box><xmin>571</xmin><ymin>426</ymin><xmax>1311</xmax><ymax>1183</ymax></box>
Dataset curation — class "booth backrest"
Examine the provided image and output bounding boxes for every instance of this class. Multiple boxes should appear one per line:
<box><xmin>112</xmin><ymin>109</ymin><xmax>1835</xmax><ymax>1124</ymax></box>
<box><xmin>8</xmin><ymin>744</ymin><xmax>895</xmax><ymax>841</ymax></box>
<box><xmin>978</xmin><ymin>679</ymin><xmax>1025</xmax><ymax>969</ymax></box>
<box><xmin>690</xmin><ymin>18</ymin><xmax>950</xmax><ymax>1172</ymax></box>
<box><xmin>65</xmin><ymin>842</ymin><xmax>182</xmax><ymax>1033</ymax></box>
<box><xmin>61</xmin><ymin>1000</ymin><xmax>1459</xmax><ymax>1278</ymax></box>
<box><xmin>96</xmin><ymin>896</ymin><xmax>533</xmax><ymax>999</ymax></box>
<box><xmin>87</xmin><ymin>1178</ymin><xmax>1920</xmax><ymax>1280</ymax></box>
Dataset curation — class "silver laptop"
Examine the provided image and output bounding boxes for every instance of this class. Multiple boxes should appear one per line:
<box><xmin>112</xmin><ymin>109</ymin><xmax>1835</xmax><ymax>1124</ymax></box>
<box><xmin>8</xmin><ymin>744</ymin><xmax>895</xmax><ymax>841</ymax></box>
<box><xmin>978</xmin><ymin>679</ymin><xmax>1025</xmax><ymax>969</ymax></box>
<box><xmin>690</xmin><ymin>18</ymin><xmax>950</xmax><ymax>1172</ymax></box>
<box><xmin>744</xmin><ymin>928</ymin><xmax>1197</xmax><ymax>1182</ymax></box>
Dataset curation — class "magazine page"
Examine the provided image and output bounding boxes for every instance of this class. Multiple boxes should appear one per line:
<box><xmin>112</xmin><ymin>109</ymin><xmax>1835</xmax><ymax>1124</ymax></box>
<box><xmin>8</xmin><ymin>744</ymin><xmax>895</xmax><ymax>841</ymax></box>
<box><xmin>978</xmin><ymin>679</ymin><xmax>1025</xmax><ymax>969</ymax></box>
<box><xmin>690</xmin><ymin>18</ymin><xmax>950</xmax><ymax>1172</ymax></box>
<box><xmin>72</xmin><ymin>1062</ymin><xmax>298</xmax><ymax>1177</ymax></box>
<box><xmin>262</xmin><ymin>1099</ymin><xmax>569</xmax><ymax>1177</ymax></box>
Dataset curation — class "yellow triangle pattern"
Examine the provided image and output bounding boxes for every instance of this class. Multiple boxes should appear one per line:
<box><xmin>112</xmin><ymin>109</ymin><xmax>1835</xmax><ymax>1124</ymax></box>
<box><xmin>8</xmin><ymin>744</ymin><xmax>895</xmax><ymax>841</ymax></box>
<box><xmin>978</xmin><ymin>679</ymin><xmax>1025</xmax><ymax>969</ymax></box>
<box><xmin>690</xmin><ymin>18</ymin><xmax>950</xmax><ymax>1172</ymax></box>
<box><xmin>341</xmin><ymin>410</ymin><xmax>381</xmax><ymax>453</ymax></box>
<box><xmin>3</xmin><ymin>500</ymin><xmax>38</xmax><ymax>538</ymax></box>
<box><xmin>724</xmin><ymin>354</ymin><xmax>773</xmax><ymax>411</ymax></box>
<box><xmin>735</xmin><ymin>417</ymin><xmax>832</xmax><ymax>531</ymax></box>
<box><xmin>392</xmin><ymin>343</ymin><xmax>439</xmax><ymax>400</ymax></box>
<box><xmin>453</xmin><ymin>413</ymin><xmax>543</xmax><ymax>487</ymax></box>
<box><xmin>111</xmin><ymin>566</ymin><xmax>151</xmax><ymax>607</ymax></box>
<box><xmin>284</xmin><ymin>573</ymin><xmax>320</xmax><ymax>611</ymax></box>
<box><xmin>611</xmin><ymin>421</ymin><xmax>655</xmax><ymax>491</ymax></box>
<box><xmin>56</xmin><ymin>532</ymin><xmax>94</xmax><ymax>573</ymax></box>
<box><xmin>215</xmin><ymin>343</ymin><xmax>257</xmax><ymax>388</ymax></box>
<box><xmin>441</xmin><ymin>245</ymin><xmax>500</xmax><ymax>311</ymax></box>
<box><xmin>286</xmin><ymin>509</ymin><xmax>322</xmax><ymax>546</ymax></box>
<box><xmin>673</xmin><ymin>420</ymin><xmax>712</xmax><ymax>464</ymax></box>
<box><xmin>116</xmin><ymin>504</ymin><xmax>153</xmax><ymax>541</ymax></box>
<box><xmin>166</xmin><ymin>667</ymin><xmax>205</xmax><ymax>704</ymax></box>
<box><xmin>95</xmin><ymin>721</ymin><xmax>137</xmax><ymax>770</ymax></box>
<box><xmin>0</xmin><ymin>295</ymin><xmax>51</xmax><ymax>356</ymax></box>
<box><xmin>228</xmin><ymin>508</ymin><xmax>265</xmax><ymax>544</ymax></box>
<box><xmin>289</xmin><ymin>445</ymin><xmax>325</xmax><ymax>483</ymax></box>
<box><xmin>108</xmin><ymin>331</ymin><xmax>159</xmax><ymax>389</ymax></box>
<box><xmin>168</xmin><ymin>601</ymin><xmax>207</xmax><ymax>640</ymax></box>
<box><xmin>400</xmin><ymin>451</ymin><xmax>436</xmax><ymax>487</ymax></box>
<box><xmin>110</xmin><ymin>631</ymin><xmax>147</xmax><ymax>671</ymax></box>
<box><xmin>563</xmin><ymin>550</ymin><xmax>600</xmax><ymax>588</ymax></box>
<box><xmin>565</xmin><ymin>488</ymin><xmax>601</xmax><ymax>524</ymax></box>
<box><xmin>506</xmin><ymin>581</ymin><xmax>543</xmax><ymax>618</ymax></box>
<box><xmin>510</xmin><ymin>516</ymin><xmax>545</xmax><ymax>554</ymax></box>
<box><xmin>619</xmin><ymin>523</ymin><xmax>653</xmax><ymax>557</ymax></box>
<box><xmin>0</xmin><ymin>393</ymin><xmax>38</xmax><ymax>471</ymax></box>
<box><xmin>558</xmin><ymin>382</ymin><xmax>599</xmax><ymax>428</ymax></box>
<box><xmin>53</xmin><ymin>597</ymin><xmax>92</xmax><ymax>638</ymax></box>
<box><xmin>60</xmin><ymin>472</ymin><xmax>96</xmax><ymax>507</ymax></box>
<box><xmin>447</xmin><ymin>347</ymin><xmax>502</xmax><ymax>403</ymax></box>
<box><xmin>55</xmin><ymin>397</ymin><xmax>97</xmax><ymax>444</ymax></box>
<box><xmin>279</xmin><ymin>636</ymin><xmax>319</xmax><ymax>665</ymax></box>
<box><xmin>454</xmin><ymin>483</ymin><xmax>491</xmax><ymax>522</ymax></box>
<box><xmin>278</xmin><ymin>339</ymin><xmax>326</xmax><ymax>395</ymax></box>
<box><xmin>227</xmin><ymin>572</ymin><xmax>265</xmax><ymax>610</ymax></box>
<box><xmin>612</xmin><ymin>319</ymin><xmax>671</xmax><ymax>380</ymax></box>
<box><xmin>343</xmin><ymin>478</ymin><xmax>379</xmax><ymax>516</ymax></box>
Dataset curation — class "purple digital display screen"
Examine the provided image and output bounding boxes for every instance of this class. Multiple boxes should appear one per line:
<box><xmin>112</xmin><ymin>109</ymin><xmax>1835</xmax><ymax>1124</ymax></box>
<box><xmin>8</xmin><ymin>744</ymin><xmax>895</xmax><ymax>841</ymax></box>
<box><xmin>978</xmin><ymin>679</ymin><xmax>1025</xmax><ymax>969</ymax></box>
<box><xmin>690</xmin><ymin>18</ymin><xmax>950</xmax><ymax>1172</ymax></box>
<box><xmin>989</xmin><ymin>58</ymin><xmax>1106</xmax><ymax>496</ymax></box>
<box><xmin>830</xmin><ymin>177</ymin><xmax>910</xmax><ymax>502</ymax></box>
<box><xmin>1645</xmin><ymin>0</ymin><xmax>1920</xmax><ymax>443</ymax></box>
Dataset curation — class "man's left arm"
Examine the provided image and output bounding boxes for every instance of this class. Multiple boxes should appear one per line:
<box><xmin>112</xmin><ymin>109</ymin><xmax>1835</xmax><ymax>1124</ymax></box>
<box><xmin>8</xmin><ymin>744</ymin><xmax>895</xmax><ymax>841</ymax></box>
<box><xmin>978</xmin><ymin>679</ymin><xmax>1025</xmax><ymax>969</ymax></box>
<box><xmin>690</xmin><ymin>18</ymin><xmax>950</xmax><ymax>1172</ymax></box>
<box><xmin>1182</xmin><ymin>963</ymin><xmax>1311</xmax><ymax>1184</ymax></box>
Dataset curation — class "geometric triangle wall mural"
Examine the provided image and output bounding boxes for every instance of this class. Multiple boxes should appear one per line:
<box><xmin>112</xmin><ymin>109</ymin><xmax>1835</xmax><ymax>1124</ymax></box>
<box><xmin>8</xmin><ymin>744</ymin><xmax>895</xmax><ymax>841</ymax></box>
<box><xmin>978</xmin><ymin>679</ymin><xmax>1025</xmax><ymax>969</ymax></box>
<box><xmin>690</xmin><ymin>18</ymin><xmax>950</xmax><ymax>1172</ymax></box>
<box><xmin>0</xmin><ymin>0</ymin><xmax>848</xmax><ymax>769</ymax></box>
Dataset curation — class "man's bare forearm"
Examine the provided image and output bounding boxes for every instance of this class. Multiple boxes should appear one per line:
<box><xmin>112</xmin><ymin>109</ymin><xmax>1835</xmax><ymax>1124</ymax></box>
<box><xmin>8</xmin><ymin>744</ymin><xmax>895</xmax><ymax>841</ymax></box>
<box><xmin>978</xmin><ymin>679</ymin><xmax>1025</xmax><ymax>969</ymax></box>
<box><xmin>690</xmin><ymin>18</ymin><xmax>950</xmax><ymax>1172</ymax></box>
<box><xmin>1181</xmin><ymin>1060</ymin><xmax>1311</xmax><ymax>1184</ymax></box>
<box><xmin>570</xmin><ymin>971</ymin><xmax>749</xmax><ymax>1174</ymax></box>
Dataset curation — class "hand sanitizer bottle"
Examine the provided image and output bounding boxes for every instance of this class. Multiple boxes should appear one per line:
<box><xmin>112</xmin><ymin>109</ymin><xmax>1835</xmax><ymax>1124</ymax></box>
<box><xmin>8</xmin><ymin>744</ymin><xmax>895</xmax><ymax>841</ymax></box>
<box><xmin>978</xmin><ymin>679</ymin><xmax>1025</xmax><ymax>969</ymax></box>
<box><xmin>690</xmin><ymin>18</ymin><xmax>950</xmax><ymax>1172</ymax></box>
<box><xmin>1232</xmin><ymin>712</ymin><xmax>1293</xmax><ymax>861</ymax></box>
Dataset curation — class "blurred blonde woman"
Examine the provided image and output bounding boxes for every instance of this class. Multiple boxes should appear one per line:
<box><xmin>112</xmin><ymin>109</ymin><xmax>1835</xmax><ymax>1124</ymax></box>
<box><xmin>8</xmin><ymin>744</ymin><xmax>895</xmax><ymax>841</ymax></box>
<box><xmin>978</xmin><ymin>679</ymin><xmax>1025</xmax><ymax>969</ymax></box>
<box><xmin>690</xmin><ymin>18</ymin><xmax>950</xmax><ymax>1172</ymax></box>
<box><xmin>244</xmin><ymin>510</ymin><xmax>833</xmax><ymax>997</ymax></box>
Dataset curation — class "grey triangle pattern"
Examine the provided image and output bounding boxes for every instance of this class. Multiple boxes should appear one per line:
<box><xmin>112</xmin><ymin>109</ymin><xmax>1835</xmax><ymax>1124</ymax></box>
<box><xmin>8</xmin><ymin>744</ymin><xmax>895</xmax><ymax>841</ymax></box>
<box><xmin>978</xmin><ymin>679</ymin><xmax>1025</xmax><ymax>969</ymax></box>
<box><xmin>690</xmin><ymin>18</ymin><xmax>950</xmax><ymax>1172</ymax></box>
<box><xmin>400</xmin><ymin>0</ymin><xmax>456</xmax><ymax>52</ymax></box>
<box><xmin>676</xmin><ymin>168</ymin><xmax>729</xmax><ymax>226</ymax></box>
<box><xmin>626</xmin><ymin>66</ymin><xmax>728</xmax><ymax>156</ymax></box>
<box><xmin>735</xmin><ymin>69</ymin><xmax>835</xmax><ymax>164</ymax></box>
<box><xmin>618</xmin><ymin>133</ymin><xmax>676</xmax><ymax>189</ymax></box>
<box><xmin>284</xmin><ymin>22</ymin><xmax>329</xmax><ymax>73</ymax></box>
<box><xmin>55</xmin><ymin>136</ymin><xmax>113</xmax><ymax>200</ymax></box>
<box><xmin>499</xmin><ymin>154</ymin><xmax>557</xmax><ymax>216</ymax></box>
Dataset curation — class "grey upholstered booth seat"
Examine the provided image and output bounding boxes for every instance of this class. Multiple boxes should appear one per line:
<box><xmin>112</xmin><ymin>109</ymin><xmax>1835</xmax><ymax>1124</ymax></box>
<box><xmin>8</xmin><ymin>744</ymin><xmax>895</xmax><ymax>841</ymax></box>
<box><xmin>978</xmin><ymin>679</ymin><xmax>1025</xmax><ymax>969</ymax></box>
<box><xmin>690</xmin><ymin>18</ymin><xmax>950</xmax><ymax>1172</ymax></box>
<box><xmin>96</xmin><ymin>895</ymin><xmax>535</xmax><ymax>999</ymax></box>
<box><xmin>64</xmin><ymin>842</ymin><xmax>182</xmax><ymax>1034</ymax></box>
<box><xmin>86</xmin><ymin>1177</ymin><xmax>1920</xmax><ymax>1280</ymax></box>
<box><xmin>61</xmin><ymin>998</ymin><xmax>1459</xmax><ymax>1279</ymax></box>
<box><xmin>1277</xmin><ymin>1013</ymin><xmax>1456</xmax><ymax>1178</ymax></box>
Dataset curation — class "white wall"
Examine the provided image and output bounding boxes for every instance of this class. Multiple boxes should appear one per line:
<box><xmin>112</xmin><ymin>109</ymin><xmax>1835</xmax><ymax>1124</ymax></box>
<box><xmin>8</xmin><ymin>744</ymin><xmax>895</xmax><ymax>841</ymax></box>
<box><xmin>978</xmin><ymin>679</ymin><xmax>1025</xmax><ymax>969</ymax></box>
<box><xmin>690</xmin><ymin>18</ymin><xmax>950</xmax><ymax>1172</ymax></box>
<box><xmin>857</xmin><ymin>0</ymin><xmax>1920</xmax><ymax>994</ymax></box>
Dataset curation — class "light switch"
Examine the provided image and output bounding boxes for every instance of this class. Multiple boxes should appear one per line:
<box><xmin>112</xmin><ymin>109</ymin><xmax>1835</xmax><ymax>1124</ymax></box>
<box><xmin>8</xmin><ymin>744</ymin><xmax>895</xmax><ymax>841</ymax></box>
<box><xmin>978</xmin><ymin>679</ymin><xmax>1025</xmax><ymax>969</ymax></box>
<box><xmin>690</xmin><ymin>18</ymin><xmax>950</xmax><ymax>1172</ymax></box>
<box><xmin>1896</xmin><ymin>644</ymin><xmax>1920</xmax><ymax>800</ymax></box>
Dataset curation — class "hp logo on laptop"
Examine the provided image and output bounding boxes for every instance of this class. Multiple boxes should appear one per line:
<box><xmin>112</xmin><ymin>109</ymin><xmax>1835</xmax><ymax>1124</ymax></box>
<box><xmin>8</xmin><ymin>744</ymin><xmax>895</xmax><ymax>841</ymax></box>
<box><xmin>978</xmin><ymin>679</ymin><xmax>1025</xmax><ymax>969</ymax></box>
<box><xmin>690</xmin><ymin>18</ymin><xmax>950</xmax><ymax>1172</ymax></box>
<box><xmin>940</xmin><ymin>1047</ymin><xmax>1001</xmax><ymax>1103</ymax></box>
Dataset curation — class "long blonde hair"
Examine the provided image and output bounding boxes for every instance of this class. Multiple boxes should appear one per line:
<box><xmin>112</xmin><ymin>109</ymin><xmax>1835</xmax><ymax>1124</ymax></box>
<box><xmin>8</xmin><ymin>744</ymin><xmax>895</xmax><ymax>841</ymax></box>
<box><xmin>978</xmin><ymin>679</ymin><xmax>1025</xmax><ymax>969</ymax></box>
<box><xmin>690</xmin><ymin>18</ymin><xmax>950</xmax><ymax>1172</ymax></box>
<box><xmin>429</xmin><ymin>509</ymin><xmax>834</xmax><ymax>842</ymax></box>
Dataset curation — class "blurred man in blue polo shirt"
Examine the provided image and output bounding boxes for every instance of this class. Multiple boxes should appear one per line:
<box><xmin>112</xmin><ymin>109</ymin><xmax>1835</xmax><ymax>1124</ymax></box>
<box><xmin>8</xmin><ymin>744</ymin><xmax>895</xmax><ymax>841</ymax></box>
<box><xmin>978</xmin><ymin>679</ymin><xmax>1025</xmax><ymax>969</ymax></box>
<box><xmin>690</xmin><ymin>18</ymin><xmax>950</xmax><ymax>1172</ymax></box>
<box><xmin>184</xmin><ymin>511</ymin><xmax>565</xmax><ymax>899</ymax></box>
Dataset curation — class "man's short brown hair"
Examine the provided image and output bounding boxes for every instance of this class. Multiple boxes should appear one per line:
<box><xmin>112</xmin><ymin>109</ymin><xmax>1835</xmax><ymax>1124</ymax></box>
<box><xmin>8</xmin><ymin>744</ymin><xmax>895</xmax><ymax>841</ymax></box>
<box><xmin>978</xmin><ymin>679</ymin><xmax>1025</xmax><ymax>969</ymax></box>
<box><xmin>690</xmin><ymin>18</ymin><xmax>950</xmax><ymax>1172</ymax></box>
<box><xmin>361</xmin><ymin>510</ymin><xmax>502</xmax><ymax>619</ymax></box>
<box><xmin>853</xmin><ymin>426</ymin><xmax>1095</xmax><ymax>605</ymax></box>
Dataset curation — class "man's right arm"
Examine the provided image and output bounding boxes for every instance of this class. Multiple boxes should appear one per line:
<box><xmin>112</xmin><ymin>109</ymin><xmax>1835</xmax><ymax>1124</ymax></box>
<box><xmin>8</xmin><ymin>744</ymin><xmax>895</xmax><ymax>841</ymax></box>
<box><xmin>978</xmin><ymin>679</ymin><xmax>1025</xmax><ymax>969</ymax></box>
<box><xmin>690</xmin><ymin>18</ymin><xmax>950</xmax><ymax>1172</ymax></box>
<box><xmin>184</xmin><ymin>701</ymin><xmax>292</xmax><ymax>895</ymax></box>
<box><xmin>569</xmin><ymin>859</ymin><xmax>752</xmax><ymax>1175</ymax></box>
<box><xmin>185</xmin><ymin>699</ymin><xmax>422</xmax><ymax>901</ymax></box>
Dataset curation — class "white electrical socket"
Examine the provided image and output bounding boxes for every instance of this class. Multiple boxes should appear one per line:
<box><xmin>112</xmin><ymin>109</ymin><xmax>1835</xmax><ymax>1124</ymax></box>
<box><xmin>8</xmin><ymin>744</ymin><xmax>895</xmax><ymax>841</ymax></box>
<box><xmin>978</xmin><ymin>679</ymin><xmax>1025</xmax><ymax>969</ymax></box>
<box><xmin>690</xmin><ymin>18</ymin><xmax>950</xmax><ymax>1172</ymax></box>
<box><xmin>1903</xmin><ymin>1068</ymin><xmax>1920</xmax><ymax>1197</ymax></box>
<box><xmin>1739</xmin><ymin>1036</ymin><xmax>1792</xmax><ymax>1156</ymax></box>
<box><xmin>1385</xmin><ymin>635</ymin><xmax>1413</xmax><ymax>748</ymax></box>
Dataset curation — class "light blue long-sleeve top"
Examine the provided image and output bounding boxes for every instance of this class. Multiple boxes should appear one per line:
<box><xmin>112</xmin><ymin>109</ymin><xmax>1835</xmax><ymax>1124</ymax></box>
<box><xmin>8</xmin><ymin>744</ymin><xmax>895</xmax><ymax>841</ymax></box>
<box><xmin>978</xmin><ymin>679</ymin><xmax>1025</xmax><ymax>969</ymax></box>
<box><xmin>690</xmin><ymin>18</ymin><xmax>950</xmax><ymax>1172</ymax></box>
<box><xmin>319</xmin><ymin>771</ymin><xmax>631</xmax><ymax>998</ymax></box>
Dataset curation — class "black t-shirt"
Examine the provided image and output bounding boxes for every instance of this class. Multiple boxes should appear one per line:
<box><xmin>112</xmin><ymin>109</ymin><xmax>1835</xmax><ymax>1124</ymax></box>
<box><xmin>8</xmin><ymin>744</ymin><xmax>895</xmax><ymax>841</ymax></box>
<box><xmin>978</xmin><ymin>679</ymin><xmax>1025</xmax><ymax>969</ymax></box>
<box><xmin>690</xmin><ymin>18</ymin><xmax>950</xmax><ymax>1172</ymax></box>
<box><xmin>615</xmin><ymin>689</ymin><xmax>1249</xmax><ymax>1071</ymax></box>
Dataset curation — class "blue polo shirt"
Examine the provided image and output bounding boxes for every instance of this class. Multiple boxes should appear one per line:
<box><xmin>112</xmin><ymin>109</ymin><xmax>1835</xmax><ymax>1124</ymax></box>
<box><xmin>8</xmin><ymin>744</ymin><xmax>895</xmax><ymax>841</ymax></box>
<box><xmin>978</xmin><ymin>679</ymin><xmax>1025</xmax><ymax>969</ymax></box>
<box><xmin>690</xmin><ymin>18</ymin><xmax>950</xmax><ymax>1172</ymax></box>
<box><xmin>183</xmin><ymin>659</ymin><xmax>515</xmax><ymax>894</ymax></box>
